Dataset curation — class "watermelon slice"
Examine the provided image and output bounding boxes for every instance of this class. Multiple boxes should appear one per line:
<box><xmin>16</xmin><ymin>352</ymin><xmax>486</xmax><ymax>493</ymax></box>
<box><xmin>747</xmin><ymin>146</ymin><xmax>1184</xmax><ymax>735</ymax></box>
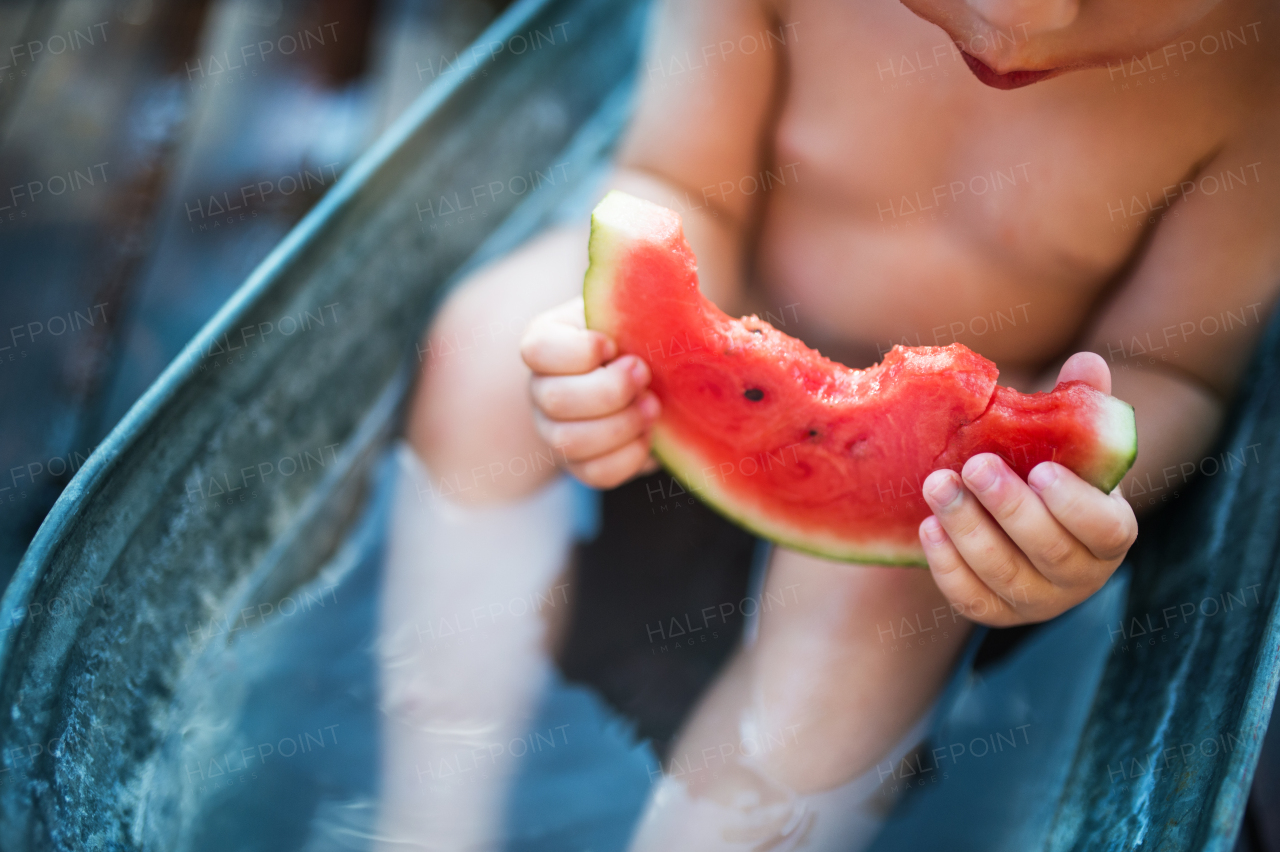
<box><xmin>583</xmin><ymin>191</ymin><xmax>1137</xmax><ymax>565</ymax></box>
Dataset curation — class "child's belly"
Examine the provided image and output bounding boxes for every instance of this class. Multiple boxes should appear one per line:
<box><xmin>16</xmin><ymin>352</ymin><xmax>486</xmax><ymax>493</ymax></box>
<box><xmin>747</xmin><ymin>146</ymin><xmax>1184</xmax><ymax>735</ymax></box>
<box><xmin>749</xmin><ymin>187</ymin><xmax>1113</xmax><ymax>383</ymax></box>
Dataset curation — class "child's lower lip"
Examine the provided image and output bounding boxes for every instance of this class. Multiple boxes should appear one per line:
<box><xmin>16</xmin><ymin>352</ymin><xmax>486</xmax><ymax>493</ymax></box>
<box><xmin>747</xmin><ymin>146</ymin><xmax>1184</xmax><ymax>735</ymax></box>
<box><xmin>961</xmin><ymin>51</ymin><xmax>1056</xmax><ymax>89</ymax></box>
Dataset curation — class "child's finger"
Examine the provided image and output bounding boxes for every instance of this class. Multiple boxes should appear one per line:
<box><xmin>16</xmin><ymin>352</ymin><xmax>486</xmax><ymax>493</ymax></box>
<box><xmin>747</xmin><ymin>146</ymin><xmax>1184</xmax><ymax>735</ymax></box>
<box><xmin>567</xmin><ymin>436</ymin><xmax>654</xmax><ymax>490</ymax></box>
<box><xmin>1028</xmin><ymin>462</ymin><xmax>1138</xmax><ymax>562</ymax></box>
<box><xmin>1055</xmin><ymin>351</ymin><xmax>1111</xmax><ymax>394</ymax></box>
<box><xmin>922</xmin><ymin>469</ymin><xmax>1053</xmax><ymax>613</ymax></box>
<box><xmin>521</xmin><ymin>321</ymin><xmax>616</xmax><ymax>375</ymax></box>
<box><xmin>534</xmin><ymin>393</ymin><xmax>659</xmax><ymax>462</ymax></box>
<box><xmin>920</xmin><ymin>516</ymin><xmax>1019</xmax><ymax>627</ymax></box>
<box><xmin>530</xmin><ymin>355</ymin><xmax>650</xmax><ymax>420</ymax></box>
<box><xmin>960</xmin><ymin>454</ymin><xmax>1093</xmax><ymax>590</ymax></box>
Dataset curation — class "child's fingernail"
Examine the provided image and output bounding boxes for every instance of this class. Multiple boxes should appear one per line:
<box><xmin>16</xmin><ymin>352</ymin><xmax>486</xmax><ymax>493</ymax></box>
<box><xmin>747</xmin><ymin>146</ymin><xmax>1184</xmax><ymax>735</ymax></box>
<box><xmin>639</xmin><ymin>394</ymin><xmax>660</xmax><ymax>420</ymax></box>
<box><xmin>599</xmin><ymin>336</ymin><xmax>617</xmax><ymax>360</ymax></box>
<box><xmin>924</xmin><ymin>471</ymin><xmax>961</xmax><ymax>508</ymax></box>
<box><xmin>628</xmin><ymin>356</ymin><xmax>649</xmax><ymax>385</ymax></box>
<box><xmin>964</xmin><ymin>455</ymin><xmax>999</xmax><ymax>492</ymax></box>
<box><xmin>1028</xmin><ymin>463</ymin><xmax>1058</xmax><ymax>492</ymax></box>
<box><xmin>920</xmin><ymin>516</ymin><xmax>947</xmax><ymax>546</ymax></box>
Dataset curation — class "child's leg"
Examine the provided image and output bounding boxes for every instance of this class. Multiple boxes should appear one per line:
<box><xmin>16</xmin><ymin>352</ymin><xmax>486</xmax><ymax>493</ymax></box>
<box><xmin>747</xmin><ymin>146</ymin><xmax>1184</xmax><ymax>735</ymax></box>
<box><xmin>629</xmin><ymin>548</ymin><xmax>972</xmax><ymax>851</ymax></box>
<box><xmin>406</xmin><ymin>224</ymin><xmax>590</xmax><ymax>505</ymax></box>
<box><xmin>374</xmin><ymin>445</ymin><xmax>578</xmax><ymax>848</ymax></box>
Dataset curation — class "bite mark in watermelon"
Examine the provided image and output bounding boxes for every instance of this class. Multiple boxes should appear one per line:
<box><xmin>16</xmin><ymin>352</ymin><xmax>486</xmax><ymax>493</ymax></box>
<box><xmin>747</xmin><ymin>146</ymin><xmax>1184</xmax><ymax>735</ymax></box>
<box><xmin>583</xmin><ymin>191</ymin><xmax>1137</xmax><ymax>565</ymax></box>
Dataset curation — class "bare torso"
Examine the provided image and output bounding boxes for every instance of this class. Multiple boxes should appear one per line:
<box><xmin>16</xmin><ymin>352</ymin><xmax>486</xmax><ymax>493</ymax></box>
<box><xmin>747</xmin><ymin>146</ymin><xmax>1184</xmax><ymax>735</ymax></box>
<box><xmin>745</xmin><ymin>0</ymin><xmax>1273</xmax><ymax>385</ymax></box>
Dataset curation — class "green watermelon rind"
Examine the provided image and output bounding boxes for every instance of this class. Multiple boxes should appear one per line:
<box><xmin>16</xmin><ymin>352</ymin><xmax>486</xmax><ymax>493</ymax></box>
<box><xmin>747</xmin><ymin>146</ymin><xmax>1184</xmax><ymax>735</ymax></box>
<box><xmin>584</xmin><ymin>190</ymin><xmax>1139</xmax><ymax>566</ymax></box>
<box><xmin>1089</xmin><ymin>395</ymin><xmax>1139</xmax><ymax>494</ymax></box>
<box><xmin>650</xmin><ymin>428</ymin><xmax>934</xmax><ymax>567</ymax></box>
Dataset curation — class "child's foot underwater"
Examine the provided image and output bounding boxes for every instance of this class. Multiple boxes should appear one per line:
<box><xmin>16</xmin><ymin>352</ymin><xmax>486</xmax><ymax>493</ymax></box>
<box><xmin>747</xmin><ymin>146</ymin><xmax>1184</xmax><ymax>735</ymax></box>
<box><xmin>627</xmin><ymin>706</ymin><xmax>935</xmax><ymax>851</ymax></box>
<box><xmin>374</xmin><ymin>445</ymin><xmax>581</xmax><ymax>847</ymax></box>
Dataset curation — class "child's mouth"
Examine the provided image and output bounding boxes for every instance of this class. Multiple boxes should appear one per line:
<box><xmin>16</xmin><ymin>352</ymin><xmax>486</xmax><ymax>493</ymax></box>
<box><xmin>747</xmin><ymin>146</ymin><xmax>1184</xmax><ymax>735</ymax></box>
<box><xmin>961</xmin><ymin>51</ymin><xmax>1057</xmax><ymax>89</ymax></box>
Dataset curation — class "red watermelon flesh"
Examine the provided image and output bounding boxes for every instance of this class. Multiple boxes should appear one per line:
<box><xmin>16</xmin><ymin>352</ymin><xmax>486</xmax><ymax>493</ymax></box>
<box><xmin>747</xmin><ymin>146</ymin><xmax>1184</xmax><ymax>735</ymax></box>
<box><xmin>583</xmin><ymin>192</ymin><xmax>1137</xmax><ymax>565</ymax></box>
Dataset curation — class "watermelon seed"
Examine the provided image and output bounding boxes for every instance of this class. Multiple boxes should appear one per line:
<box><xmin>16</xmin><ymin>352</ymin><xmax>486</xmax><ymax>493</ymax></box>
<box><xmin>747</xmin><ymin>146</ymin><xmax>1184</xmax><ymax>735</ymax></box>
<box><xmin>750</xmin><ymin>328</ymin><xmax>763</xmax><ymax>335</ymax></box>
<box><xmin>744</xmin><ymin>388</ymin><xmax>764</xmax><ymax>401</ymax></box>
<box><xmin>808</xmin><ymin>429</ymin><xmax>818</xmax><ymax>438</ymax></box>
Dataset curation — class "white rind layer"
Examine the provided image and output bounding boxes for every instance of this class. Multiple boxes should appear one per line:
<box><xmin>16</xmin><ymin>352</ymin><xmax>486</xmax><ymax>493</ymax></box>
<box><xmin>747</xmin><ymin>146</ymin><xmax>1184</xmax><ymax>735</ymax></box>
<box><xmin>583</xmin><ymin>191</ymin><xmax>681</xmax><ymax>338</ymax></box>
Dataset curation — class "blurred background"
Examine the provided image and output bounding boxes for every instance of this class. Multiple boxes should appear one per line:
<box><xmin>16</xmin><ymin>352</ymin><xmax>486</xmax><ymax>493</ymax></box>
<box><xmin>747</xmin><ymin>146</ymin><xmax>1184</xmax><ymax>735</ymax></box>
<box><xmin>0</xmin><ymin>0</ymin><xmax>515</xmax><ymax>590</ymax></box>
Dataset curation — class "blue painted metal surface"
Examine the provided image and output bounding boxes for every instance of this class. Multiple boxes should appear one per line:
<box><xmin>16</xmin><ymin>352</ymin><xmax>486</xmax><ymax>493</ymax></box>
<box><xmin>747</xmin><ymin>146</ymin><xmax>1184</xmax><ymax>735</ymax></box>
<box><xmin>0</xmin><ymin>0</ymin><xmax>1275</xmax><ymax>847</ymax></box>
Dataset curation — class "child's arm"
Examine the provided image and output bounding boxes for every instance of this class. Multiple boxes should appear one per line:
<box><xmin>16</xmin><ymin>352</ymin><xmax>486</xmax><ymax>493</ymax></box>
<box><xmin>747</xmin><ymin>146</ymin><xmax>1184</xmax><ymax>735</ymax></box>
<box><xmin>408</xmin><ymin>0</ymin><xmax>782</xmax><ymax>499</ymax></box>
<box><xmin>920</xmin><ymin>140</ymin><xmax>1280</xmax><ymax>627</ymax></box>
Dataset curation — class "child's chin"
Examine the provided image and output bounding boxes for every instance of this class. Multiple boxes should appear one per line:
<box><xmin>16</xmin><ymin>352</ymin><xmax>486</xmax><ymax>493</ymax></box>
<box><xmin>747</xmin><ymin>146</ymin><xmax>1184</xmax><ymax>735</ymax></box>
<box><xmin>961</xmin><ymin>52</ymin><xmax>1061</xmax><ymax>89</ymax></box>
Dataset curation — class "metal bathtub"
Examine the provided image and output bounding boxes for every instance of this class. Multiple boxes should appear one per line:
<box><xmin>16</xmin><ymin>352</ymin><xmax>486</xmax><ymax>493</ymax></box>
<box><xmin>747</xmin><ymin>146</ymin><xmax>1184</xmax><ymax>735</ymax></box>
<box><xmin>0</xmin><ymin>0</ymin><xmax>1277</xmax><ymax>848</ymax></box>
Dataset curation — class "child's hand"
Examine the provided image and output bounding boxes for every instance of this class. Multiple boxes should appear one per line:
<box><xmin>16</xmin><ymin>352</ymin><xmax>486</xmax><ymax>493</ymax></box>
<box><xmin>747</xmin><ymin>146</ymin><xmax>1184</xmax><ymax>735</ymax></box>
<box><xmin>919</xmin><ymin>352</ymin><xmax>1139</xmax><ymax>627</ymax></box>
<box><xmin>520</xmin><ymin>297</ymin><xmax>661</xmax><ymax>489</ymax></box>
